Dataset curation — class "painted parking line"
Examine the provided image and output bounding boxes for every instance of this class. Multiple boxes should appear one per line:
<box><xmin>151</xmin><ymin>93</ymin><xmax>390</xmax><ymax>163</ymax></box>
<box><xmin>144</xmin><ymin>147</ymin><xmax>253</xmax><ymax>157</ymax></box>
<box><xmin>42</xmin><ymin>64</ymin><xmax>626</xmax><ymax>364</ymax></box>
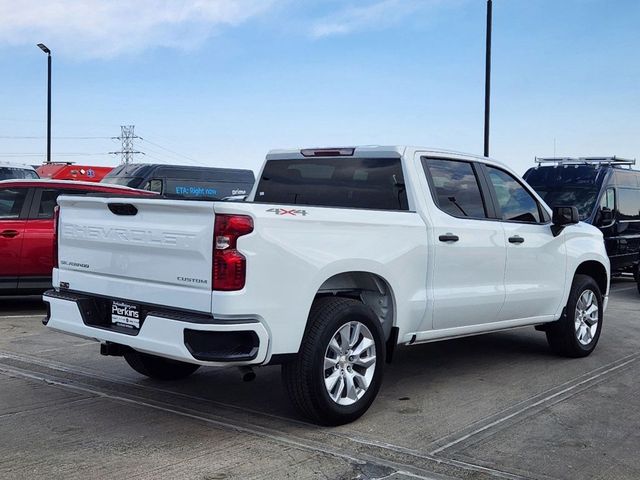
<box><xmin>0</xmin><ymin>353</ymin><xmax>528</xmax><ymax>480</ymax></box>
<box><xmin>0</xmin><ymin>362</ymin><xmax>447</xmax><ymax>480</ymax></box>
<box><xmin>429</xmin><ymin>353</ymin><xmax>639</xmax><ymax>455</ymax></box>
<box><xmin>610</xmin><ymin>285</ymin><xmax>638</xmax><ymax>293</ymax></box>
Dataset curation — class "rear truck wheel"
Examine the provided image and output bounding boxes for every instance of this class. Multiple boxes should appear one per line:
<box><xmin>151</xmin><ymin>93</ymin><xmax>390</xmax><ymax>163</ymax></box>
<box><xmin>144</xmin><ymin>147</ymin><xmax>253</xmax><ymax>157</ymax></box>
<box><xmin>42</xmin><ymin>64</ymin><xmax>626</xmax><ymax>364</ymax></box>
<box><xmin>634</xmin><ymin>263</ymin><xmax>640</xmax><ymax>294</ymax></box>
<box><xmin>546</xmin><ymin>274</ymin><xmax>603</xmax><ymax>358</ymax></box>
<box><xmin>282</xmin><ymin>297</ymin><xmax>385</xmax><ymax>426</ymax></box>
<box><xmin>124</xmin><ymin>351</ymin><xmax>200</xmax><ymax>380</ymax></box>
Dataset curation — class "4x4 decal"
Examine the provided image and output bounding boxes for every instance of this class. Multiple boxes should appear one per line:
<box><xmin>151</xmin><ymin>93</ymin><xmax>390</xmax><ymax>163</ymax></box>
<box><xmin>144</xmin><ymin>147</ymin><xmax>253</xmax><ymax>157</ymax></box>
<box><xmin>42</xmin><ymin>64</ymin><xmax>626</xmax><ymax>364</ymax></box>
<box><xmin>266</xmin><ymin>208</ymin><xmax>308</xmax><ymax>216</ymax></box>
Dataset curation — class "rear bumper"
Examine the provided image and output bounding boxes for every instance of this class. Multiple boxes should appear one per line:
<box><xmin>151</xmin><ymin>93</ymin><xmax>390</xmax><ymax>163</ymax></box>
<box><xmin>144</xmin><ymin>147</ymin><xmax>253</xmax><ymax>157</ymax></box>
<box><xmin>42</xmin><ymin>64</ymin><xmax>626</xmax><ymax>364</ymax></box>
<box><xmin>42</xmin><ymin>290</ymin><xmax>269</xmax><ymax>366</ymax></box>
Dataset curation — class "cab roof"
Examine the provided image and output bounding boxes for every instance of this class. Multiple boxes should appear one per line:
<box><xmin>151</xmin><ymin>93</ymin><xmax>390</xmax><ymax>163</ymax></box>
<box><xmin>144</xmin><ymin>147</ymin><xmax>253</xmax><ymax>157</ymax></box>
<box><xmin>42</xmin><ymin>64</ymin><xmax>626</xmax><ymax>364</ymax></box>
<box><xmin>266</xmin><ymin>146</ymin><xmax>510</xmax><ymax>170</ymax></box>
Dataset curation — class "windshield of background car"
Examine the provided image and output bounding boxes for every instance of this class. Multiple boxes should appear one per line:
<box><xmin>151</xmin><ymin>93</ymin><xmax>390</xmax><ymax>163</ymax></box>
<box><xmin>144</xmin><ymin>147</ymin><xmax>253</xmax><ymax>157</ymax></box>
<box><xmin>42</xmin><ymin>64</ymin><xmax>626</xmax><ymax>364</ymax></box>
<box><xmin>255</xmin><ymin>157</ymin><xmax>408</xmax><ymax>210</ymax></box>
<box><xmin>101</xmin><ymin>176</ymin><xmax>144</xmax><ymax>188</ymax></box>
<box><xmin>532</xmin><ymin>186</ymin><xmax>598</xmax><ymax>220</ymax></box>
<box><xmin>523</xmin><ymin>165</ymin><xmax>602</xmax><ymax>220</ymax></box>
<box><xmin>0</xmin><ymin>167</ymin><xmax>38</xmax><ymax>180</ymax></box>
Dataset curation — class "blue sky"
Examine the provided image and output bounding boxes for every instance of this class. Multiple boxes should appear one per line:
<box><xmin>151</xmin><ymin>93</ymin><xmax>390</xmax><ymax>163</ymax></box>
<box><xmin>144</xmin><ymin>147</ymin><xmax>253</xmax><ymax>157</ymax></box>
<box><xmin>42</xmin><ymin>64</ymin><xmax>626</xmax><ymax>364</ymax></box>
<box><xmin>0</xmin><ymin>0</ymin><xmax>638</xmax><ymax>175</ymax></box>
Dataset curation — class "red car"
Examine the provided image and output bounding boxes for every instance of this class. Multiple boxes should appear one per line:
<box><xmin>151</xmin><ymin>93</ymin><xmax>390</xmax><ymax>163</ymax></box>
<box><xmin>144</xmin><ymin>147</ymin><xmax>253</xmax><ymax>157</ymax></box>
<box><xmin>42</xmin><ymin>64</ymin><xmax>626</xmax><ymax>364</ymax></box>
<box><xmin>0</xmin><ymin>179</ymin><xmax>154</xmax><ymax>295</ymax></box>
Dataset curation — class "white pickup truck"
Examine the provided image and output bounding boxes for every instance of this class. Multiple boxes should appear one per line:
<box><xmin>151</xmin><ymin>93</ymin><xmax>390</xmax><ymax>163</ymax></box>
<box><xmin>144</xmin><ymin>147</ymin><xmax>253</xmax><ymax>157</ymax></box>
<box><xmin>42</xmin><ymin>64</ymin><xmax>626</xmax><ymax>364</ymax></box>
<box><xmin>44</xmin><ymin>146</ymin><xmax>609</xmax><ymax>425</ymax></box>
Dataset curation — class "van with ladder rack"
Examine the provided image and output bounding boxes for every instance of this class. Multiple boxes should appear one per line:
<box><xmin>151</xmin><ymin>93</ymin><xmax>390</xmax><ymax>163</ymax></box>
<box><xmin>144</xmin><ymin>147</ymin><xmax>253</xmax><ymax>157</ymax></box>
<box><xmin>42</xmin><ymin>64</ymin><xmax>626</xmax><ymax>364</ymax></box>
<box><xmin>524</xmin><ymin>156</ymin><xmax>640</xmax><ymax>290</ymax></box>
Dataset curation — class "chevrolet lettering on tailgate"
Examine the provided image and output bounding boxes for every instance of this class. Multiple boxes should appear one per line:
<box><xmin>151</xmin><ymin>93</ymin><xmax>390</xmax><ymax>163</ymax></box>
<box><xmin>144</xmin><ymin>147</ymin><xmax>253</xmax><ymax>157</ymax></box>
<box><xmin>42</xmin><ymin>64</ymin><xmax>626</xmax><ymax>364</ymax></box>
<box><xmin>62</xmin><ymin>224</ymin><xmax>197</xmax><ymax>247</ymax></box>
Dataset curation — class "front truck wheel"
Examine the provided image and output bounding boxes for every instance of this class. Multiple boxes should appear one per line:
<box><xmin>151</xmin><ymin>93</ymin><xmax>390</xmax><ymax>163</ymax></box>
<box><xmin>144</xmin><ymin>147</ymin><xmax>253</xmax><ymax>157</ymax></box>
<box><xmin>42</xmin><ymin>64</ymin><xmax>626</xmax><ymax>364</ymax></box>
<box><xmin>546</xmin><ymin>274</ymin><xmax>603</xmax><ymax>358</ymax></box>
<box><xmin>282</xmin><ymin>297</ymin><xmax>385</xmax><ymax>426</ymax></box>
<box><xmin>124</xmin><ymin>351</ymin><xmax>200</xmax><ymax>380</ymax></box>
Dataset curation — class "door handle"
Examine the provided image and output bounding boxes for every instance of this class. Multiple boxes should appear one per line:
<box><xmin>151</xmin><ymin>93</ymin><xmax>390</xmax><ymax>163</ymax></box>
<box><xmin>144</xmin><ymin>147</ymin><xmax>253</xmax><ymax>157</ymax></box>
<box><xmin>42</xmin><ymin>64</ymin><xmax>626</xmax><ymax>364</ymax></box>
<box><xmin>508</xmin><ymin>235</ymin><xmax>525</xmax><ymax>244</ymax></box>
<box><xmin>439</xmin><ymin>233</ymin><xmax>459</xmax><ymax>242</ymax></box>
<box><xmin>0</xmin><ymin>230</ymin><xmax>19</xmax><ymax>238</ymax></box>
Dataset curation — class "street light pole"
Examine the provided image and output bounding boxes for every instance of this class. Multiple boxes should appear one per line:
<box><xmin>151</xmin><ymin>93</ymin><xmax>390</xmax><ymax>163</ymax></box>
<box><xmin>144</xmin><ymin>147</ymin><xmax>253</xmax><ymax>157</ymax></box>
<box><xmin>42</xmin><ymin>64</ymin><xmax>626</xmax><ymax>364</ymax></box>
<box><xmin>483</xmin><ymin>0</ymin><xmax>492</xmax><ymax>158</ymax></box>
<box><xmin>37</xmin><ymin>43</ymin><xmax>52</xmax><ymax>163</ymax></box>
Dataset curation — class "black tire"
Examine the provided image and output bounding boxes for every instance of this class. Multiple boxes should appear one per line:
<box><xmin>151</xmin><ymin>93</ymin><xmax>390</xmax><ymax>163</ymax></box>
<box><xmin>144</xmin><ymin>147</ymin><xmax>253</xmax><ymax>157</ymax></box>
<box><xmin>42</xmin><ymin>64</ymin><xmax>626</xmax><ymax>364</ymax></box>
<box><xmin>282</xmin><ymin>297</ymin><xmax>385</xmax><ymax>426</ymax></box>
<box><xmin>634</xmin><ymin>263</ymin><xmax>640</xmax><ymax>295</ymax></box>
<box><xmin>124</xmin><ymin>351</ymin><xmax>200</xmax><ymax>380</ymax></box>
<box><xmin>546</xmin><ymin>274</ymin><xmax>603</xmax><ymax>358</ymax></box>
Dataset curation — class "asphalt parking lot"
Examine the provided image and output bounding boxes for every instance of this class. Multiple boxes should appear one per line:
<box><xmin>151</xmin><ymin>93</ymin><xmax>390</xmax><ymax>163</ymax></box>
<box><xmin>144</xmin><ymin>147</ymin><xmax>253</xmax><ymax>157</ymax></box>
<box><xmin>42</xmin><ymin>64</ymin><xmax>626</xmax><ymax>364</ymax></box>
<box><xmin>1</xmin><ymin>280</ymin><xmax>639</xmax><ymax>480</ymax></box>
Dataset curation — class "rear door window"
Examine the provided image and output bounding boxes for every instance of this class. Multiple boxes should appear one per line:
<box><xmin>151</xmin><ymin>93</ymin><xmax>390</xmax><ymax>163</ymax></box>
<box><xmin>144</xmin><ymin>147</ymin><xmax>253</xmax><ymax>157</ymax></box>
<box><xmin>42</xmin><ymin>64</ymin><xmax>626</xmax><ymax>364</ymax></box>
<box><xmin>34</xmin><ymin>189</ymin><xmax>61</xmax><ymax>219</ymax></box>
<box><xmin>422</xmin><ymin>158</ymin><xmax>487</xmax><ymax>219</ymax></box>
<box><xmin>255</xmin><ymin>158</ymin><xmax>408</xmax><ymax>210</ymax></box>
<box><xmin>0</xmin><ymin>188</ymin><xmax>29</xmax><ymax>219</ymax></box>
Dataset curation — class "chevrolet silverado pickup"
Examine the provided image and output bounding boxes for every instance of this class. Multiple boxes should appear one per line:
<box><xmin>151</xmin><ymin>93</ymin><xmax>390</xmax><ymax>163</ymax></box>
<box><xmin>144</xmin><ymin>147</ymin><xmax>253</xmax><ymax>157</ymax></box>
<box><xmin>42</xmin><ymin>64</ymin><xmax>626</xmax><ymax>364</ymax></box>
<box><xmin>43</xmin><ymin>146</ymin><xmax>610</xmax><ymax>425</ymax></box>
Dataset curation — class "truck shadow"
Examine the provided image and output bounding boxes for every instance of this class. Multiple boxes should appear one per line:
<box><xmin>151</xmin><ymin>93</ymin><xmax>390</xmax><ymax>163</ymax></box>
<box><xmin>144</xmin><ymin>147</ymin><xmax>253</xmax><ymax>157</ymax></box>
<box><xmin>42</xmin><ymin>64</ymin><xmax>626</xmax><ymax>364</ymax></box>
<box><xmin>0</xmin><ymin>296</ymin><xmax>46</xmax><ymax>315</ymax></box>
<box><xmin>148</xmin><ymin>327</ymin><xmax>566</xmax><ymax>422</ymax></box>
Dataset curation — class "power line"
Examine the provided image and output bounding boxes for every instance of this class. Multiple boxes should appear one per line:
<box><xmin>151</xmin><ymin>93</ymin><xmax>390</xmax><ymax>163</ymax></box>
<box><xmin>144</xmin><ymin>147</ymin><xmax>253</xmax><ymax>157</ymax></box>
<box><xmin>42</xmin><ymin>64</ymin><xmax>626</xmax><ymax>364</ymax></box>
<box><xmin>137</xmin><ymin>142</ymin><xmax>204</xmax><ymax>167</ymax></box>
<box><xmin>141</xmin><ymin>153</ymin><xmax>175</xmax><ymax>165</ymax></box>
<box><xmin>0</xmin><ymin>136</ymin><xmax>111</xmax><ymax>139</ymax></box>
<box><xmin>139</xmin><ymin>136</ymin><xmax>208</xmax><ymax>167</ymax></box>
<box><xmin>109</xmin><ymin>125</ymin><xmax>144</xmax><ymax>164</ymax></box>
<box><xmin>0</xmin><ymin>152</ymin><xmax>111</xmax><ymax>156</ymax></box>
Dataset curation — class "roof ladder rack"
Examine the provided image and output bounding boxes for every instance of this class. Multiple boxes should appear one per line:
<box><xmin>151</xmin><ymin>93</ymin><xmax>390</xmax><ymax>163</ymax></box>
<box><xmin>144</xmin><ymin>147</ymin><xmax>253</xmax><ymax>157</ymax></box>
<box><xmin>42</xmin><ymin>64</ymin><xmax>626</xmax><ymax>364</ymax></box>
<box><xmin>534</xmin><ymin>156</ymin><xmax>636</xmax><ymax>168</ymax></box>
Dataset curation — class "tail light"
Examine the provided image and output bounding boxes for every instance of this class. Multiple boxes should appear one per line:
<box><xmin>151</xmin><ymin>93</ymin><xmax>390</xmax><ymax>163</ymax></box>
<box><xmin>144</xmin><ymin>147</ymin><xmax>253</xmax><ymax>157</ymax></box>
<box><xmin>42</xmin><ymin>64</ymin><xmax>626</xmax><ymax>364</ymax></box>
<box><xmin>213</xmin><ymin>214</ymin><xmax>253</xmax><ymax>291</ymax></box>
<box><xmin>52</xmin><ymin>205</ymin><xmax>60</xmax><ymax>269</ymax></box>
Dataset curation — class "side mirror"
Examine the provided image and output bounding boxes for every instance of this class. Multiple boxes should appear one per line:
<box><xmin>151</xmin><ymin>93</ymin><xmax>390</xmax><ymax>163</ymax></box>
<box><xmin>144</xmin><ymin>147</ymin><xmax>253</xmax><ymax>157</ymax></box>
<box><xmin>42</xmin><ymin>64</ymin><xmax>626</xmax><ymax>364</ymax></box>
<box><xmin>598</xmin><ymin>207</ymin><xmax>614</xmax><ymax>227</ymax></box>
<box><xmin>551</xmin><ymin>206</ymin><xmax>579</xmax><ymax>236</ymax></box>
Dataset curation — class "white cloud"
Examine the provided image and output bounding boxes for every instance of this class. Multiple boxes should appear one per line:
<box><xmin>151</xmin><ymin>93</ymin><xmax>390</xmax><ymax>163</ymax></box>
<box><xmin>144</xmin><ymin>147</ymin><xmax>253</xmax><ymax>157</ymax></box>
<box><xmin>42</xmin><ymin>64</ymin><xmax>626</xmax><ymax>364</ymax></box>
<box><xmin>310</xmin><ymin>0</ymin><xmax>447</xmax><ymax>38</ymax></box>
<box><xmin>0</xmin><ymin>0</ymin><xmax>276</xmax><ymax>58</ymax></box>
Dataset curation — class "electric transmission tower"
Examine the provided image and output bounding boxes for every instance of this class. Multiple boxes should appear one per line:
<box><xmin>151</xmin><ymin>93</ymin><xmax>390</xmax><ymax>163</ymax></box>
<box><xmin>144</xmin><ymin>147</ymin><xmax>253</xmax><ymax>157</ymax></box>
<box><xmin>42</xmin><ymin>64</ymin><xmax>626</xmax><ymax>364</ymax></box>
<box><xmin>110</xmin><ymin>125</ymin><xmax>143</xmax><ymax>164</ymax></box>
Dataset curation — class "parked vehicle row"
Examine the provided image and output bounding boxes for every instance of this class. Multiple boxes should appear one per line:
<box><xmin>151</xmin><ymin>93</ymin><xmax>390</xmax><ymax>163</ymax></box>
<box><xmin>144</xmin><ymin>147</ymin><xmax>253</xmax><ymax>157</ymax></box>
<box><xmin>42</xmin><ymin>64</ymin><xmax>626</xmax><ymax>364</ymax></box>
<box><xmin>43</xmin><ymin>146</ymin><xmax>610</xmax><ymax>425</ymax></box>
<box><xmin>0</xmin><ymin>162</ymin><xmax>256</xmax><ymax>295</ymax></box>
<box><xmin>0</xmin><ymin>180</ymin><xmax>154</xmax><ymax>294</ymax></box>
<box><xmin>2</xmin><ymin>161</ymin><xmax>256</xmax><ymax>202</ymax></box>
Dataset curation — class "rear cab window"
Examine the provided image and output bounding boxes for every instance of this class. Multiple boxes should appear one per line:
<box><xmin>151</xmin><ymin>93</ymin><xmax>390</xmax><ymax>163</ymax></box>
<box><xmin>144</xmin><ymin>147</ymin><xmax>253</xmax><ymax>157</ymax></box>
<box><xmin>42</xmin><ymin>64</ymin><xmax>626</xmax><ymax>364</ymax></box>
<box><xmin>255</xmin><ymin>158</ymin><xmax>408</xmax><ymax>211</ymax></box>
<box><xmin>0</xmin><ymin>167</ymin><xmax>38</xmax><ymax>180</ymax></box>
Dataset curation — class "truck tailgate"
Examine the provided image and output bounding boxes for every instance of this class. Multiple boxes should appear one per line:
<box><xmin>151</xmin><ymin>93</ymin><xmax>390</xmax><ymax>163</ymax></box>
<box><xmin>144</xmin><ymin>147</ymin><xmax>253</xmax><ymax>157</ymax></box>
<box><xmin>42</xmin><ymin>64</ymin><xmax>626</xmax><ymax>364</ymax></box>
<box><xmin>56</xmin><ymin>195</ymin><xmax>214</xmax><ymax>312</ymax></box>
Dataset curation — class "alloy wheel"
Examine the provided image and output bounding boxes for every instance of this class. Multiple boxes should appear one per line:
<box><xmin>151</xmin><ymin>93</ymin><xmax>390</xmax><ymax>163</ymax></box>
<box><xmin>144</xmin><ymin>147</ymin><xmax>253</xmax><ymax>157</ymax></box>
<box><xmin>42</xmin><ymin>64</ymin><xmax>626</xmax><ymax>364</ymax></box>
<box><xmin>575</xmin><ymin>289</ymin><xmax>599</xmax><ymax>346</ymax></box>
<box><xmin>323</xmin><ymin>321</ymin><xmax>377</xmax><ymax>406</ymax></box>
